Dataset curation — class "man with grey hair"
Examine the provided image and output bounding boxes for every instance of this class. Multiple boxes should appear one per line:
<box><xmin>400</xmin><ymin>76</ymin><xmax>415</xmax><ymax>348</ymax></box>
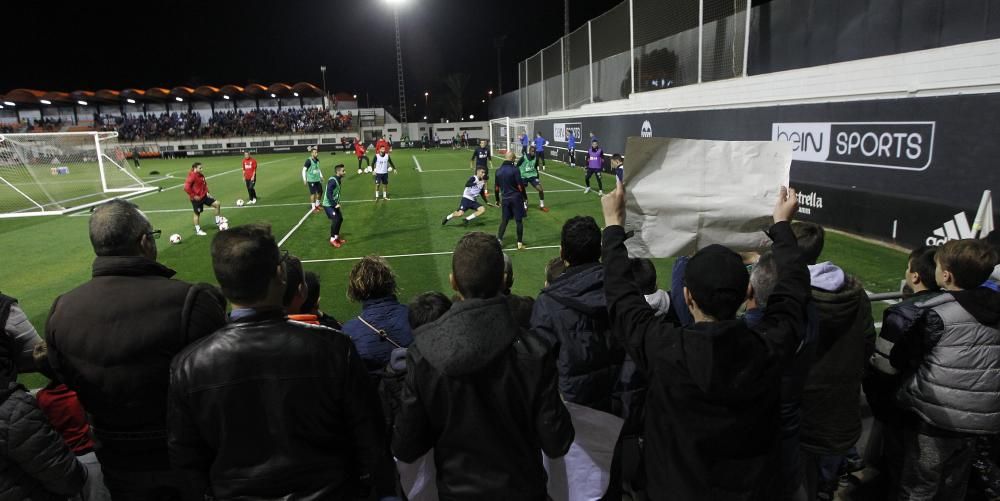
<box><xmin>745</xmin><ymin>251</ymin><xmax>817</xmax><ymax>500</ymax></box>
<box><xmin>46</xmin><ymin>198</ymin><xmax>226</xmax><ymax>501</ymax></box>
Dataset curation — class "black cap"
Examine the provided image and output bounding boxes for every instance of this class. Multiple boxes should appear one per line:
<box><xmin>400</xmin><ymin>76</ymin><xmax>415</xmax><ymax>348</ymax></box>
<box><xmin>683</xmin><ymin>244</ymin><xmax>749</xmax><ymax>320</ymax></box>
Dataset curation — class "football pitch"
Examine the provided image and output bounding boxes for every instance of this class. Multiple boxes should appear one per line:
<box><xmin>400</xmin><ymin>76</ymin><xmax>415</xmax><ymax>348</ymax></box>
<box><xmin>0</xmin><ymin>147</ymin><xmax>908</xmax><ymax>388</ymax></box>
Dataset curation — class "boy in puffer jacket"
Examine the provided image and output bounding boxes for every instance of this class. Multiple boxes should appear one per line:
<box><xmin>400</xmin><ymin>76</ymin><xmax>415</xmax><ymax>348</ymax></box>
<box><xmin>891</xmin><ymin>239</ymin><xmax>1000</xmax><ymax>500</ymax></box>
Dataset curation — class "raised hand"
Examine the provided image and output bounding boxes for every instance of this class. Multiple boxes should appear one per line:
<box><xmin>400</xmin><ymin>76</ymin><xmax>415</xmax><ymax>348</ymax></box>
<box><xmin>773</xmin><ymin>186</ymin><xmax>799</xmax><ymax>224</ymax></box>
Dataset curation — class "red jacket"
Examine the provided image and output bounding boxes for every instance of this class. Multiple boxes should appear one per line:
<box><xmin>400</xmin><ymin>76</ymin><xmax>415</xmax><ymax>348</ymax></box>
<box><xmin>36</xmin><ymin>383</ymin><xmax>95</xmax><ymax>455</ymax></box>
<box><xmin>242</xmin><ymin>158</ymin><xmax>257</xmax><ymax>181</ymax></box>
<box><xmin>354</xmin><ymin>141</ymin><xmax>367</xmax><ymax>158</ymax></box>
<box><xmin>184</xmin><ymin>170</ymin><xmax>208</xmax><ymax>200</ymax></box>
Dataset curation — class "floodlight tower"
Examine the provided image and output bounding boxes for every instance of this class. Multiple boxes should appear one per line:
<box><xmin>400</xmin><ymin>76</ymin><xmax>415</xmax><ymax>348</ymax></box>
<box><xmin>386</xmin><ymin>0</ymin><xmax>408</xmax><ymax>130</ymax></box>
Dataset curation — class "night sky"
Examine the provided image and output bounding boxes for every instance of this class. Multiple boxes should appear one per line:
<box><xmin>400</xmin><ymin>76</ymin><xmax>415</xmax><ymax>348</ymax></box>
<box><xmin>5</xmin><ymin>0</ymin><xmax>619</xmax><ymax>118</ymax></box>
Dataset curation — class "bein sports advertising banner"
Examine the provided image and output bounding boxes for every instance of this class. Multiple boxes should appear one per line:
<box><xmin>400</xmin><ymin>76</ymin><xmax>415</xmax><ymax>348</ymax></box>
<box><xmin>535</xmin><ymin>93</ymin><xmax>1000</xmax><ymax>248</ymax></box>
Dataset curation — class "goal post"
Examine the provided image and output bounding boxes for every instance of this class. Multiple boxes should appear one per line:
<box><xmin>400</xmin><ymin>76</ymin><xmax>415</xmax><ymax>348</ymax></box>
<box><xmin>0</xmin><ymin>131</ymin><xmax>157</xmax><ymax>218</ymax></box>
<box><xmin>488</xmin><ymin>117</ymin><xmax>533</xmax><ymax>160</ymax></box>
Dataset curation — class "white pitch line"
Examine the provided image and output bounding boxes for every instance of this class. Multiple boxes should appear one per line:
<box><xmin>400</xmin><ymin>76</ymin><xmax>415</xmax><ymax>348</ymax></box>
<box><xmin>112</xmin><ymin>201</ymin><xmax>314</xmax><ymax>215</ymax></box>
<box><xmin>541</xmin><ymin>170</ymin><xmax>589</xmax><ymax>190</ymax></box>
<box><xmin>412</xmin><ymin>155</ymin><xmax>423</xmax><ymax>172</ymax></box>
<box><xmin>130</xmin><ymin>158</ymin><xmax>286</xmax><ymax>201</ymax></box>
<box><xmin>301</xmin><ymin>244</ymin><xmax>561</xmax><ymax>264</ymax></box>
<box><xmin>86</xmin><ymin>189</ymin><xmax>586</xmax><ymax>216</ymax></box>
<box><xmin>277</xmin><ymin>208</ymin><xmax>316</xmax><ymax>247</ymax></box>
<box><xmin>419</xmin><ymin>168</ymin><xmax>476</xmax><ymax>172</ymax></box>
<box><xmin>76</xmin><ymin>190</ymin><xmax>580</xmax><ymax>217</ymax></box>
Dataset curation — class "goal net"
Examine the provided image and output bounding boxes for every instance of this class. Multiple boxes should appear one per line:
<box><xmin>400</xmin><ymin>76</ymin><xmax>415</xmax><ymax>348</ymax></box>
<box><xmin>489</xmin><ymin>117</ymin><xmax>533</xmax><ymax>160</ymax></box>
<box><xmin>0</xmin><ymin>132</ymin><xmax>156</xmax><ymax>217</ymax></box>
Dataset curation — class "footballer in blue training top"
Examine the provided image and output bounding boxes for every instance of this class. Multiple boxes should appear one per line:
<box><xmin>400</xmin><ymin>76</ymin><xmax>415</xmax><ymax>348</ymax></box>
<box><xmin>533</xmin><ymin>132</ymin><xmax>547</xmax><ymax>170</ymax></box>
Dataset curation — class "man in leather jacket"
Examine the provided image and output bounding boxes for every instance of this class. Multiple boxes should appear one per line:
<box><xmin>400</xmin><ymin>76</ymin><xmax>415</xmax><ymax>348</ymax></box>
<box><xmin>168</xmin><ymin>224</ymin><xmax>393</xmax><ymax>500</ymax></box>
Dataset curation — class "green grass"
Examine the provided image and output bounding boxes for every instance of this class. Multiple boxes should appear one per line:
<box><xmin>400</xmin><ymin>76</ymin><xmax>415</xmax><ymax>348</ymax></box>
<box><xmin>0</xmin><ymin>148</ymin><xmax>908</xmax><ymax>388</ymax></box>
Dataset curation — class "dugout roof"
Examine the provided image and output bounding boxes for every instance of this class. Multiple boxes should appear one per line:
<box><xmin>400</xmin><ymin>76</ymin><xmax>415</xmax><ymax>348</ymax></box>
<box><xmin>1</xmin><ymin>82</ymin><xmax>326</xmax><ymax>106</ymax></box>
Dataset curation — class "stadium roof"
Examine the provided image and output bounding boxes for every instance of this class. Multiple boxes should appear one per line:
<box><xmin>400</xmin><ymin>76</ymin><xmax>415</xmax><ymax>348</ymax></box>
<box><xmin>1</xmin><ymin>82</ymin><xmax>326</xmax><ymax>106</ymax></box>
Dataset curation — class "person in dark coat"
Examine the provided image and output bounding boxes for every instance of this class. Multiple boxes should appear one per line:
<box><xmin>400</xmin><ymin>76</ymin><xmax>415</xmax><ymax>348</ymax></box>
<box><xmin>744</xmin><ymin>251</ymin><xmax>819</xmax><ymax>500</ymax></box>
<box><xmin>531</xmin><ymin>216</ymin><xmax>624</xmax><ymax>413</ymax></box>
<box><xmin>45</xmin><ymin>199</ymin><xmax>226</xmax><ymax>501</ymax></box>
<box><xmin>168</xmin><ymin>224</ymin><xmax>394</xmax><ymax>500</ymax></box>
<box><xmin>600</xmin><ymin>183</ymin><xmax>810</xmax><ymax>500</ymax></box>
<box><xmin>393</xmin><ymin>232</ymin><xmax>575</xmax><ymax>500</ymax></box>
<box><xmin>0</xmin><ymin>329</ymin><xmax>86</xmax><ymax>501</ymax></box>
<box><xmin>341</xmin><ymin>256</ymin><xmax>413</xmax><ymax>375</ymax></box>
<box><xmin>792</xmin><ymin>222</ymin><xmax>876</xmax><ymax>500</ymax></box>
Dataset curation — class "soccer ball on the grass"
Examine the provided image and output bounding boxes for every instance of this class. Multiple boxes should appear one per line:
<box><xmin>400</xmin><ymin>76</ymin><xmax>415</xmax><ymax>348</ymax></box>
<box><xmin>218</xmin><ymin>221</ymin><xmax>229</xmax><ymax>231</ymax></box>
<box><xmin>169</xmin><ymin>234</ymin><xmax>182</xmax><ymax>245</ymax></box>
<box><xmin>236</xmin><ymin>199</ymin><xmax>245</xmax><ymax>207</ymax></box>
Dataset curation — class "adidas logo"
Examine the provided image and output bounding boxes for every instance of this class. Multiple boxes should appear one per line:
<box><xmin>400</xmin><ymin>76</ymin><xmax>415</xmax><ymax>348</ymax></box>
<box><xmin>926</xmin><ymin>212</ymin><xmax>974</xmax><ymax>246</ymax></box>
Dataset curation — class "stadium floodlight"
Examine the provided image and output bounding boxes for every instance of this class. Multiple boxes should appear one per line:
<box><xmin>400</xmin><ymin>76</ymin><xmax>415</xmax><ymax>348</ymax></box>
<box><xmin>0</xmin><ymin>105</ymin><xmax>4</xmax><ymax>109</ymax></box>
<box><xmin>126</xmin><ymin>98</ymin><xmax>136</xmax><ymax>104</ymax></box>
<box><xmin>469</xmin><ymin>114</ymin><xmax>475</xmax><ymax>119</ymax></box>
<box><xmin>353</xmin><ymin>94</ymin><xmax>357</xmax><ymax>99</ymax></box>
<box><xmin>3</xmin><ymin>101</ymin><xmax>14</xmax><ymax>106</ymax></box>
<box><xmin>423</xmin><ymin>116</ymin><xmax>427</xmax><ymax>120</ymax></box>
<box><xmin>175</xmin><ymin>97</ymin><xmax>183</xmax><ymax>102</ymax></box>
<box><xmin>77</xmin><ymin>100</ymin><xmax>88</xmax><ymax>106</ymax></box>
<box><xmin>271</xmin><ymin>93</ymin><xmax>276</xmax><ymax>98</ymax></box>
<box><xmin>385</xmin><ymin>0</ymin><xmax>405</xmax><ymax>5</ymax></box>
<box><xmin>223</xmin><ymin>95</ymin><xmax>230</xmax><ymax>100</ymax></box>
<box><xmin>293</xmin><ymin>92</ymin><xmax>299</xmax><ymax>97</ymax></box>
<box><xmin>488</xmin><ymin>90</ymin><xmax>493</xmax><ymax>95</ymax></box>
<box><xmin>40</xmin><ymin>100</ymin><xmax>51</xmax><ymax>105</ymax></box>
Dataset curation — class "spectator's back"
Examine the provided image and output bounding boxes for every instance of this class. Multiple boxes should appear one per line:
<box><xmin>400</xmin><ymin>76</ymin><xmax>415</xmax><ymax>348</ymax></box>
<box><xmin>393</xmin><ymin>233</ymin><xmax>574</xmax><ymax>500</ymax></box>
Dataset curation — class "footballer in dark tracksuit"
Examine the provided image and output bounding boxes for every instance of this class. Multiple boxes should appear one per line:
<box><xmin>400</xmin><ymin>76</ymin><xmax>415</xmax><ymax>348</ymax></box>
<box><xmin>495</xmin><ymin>155</ymin><xmax>527</xmax><ymax>249</ymax></box>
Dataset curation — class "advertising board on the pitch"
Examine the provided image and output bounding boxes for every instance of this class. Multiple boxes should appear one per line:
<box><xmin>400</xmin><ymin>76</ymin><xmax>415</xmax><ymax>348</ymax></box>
<box><xmin>553</xmin><ymin>122</ymin><xmax>583</xmax><ymax>143</ymax></box>
<box><xmin>772</xmin><ymin>121</ymin><xmax>935</xmax><ymax>171</ymax></box>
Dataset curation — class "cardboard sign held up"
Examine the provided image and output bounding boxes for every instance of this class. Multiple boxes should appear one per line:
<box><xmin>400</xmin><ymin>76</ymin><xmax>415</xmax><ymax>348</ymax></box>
<box><xmin>622</xmin><ymin>137</ymin><xmax>792</xmax><ymax>258</ymax></box>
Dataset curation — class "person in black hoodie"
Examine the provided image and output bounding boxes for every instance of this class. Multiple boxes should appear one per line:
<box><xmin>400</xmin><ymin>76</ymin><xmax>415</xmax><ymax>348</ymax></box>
<box><xmin>531</xmin><ymin>215</ymin><xmax>625</xmax><ymax>413</ymax></box>
<box><xmin>393</xmin><ymin>232</ymin><xmax>574</xmax><ymax>500</ymax></box>
<box><xmin>600</xmin><ymin>182</ymin><xmax>809</xmax><ymax>500</ymax></box>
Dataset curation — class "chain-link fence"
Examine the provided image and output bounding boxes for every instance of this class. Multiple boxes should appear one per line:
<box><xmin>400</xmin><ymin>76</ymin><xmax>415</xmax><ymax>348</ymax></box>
<box><xmin>564</xmin><ymin>24</ymin><xmax>591</xmax><ymax>110</ymax></box>
<box><xmin>506</xmin><ymin>0</ymin><xmax>751</xmax><ymax>117</ymax></box>
<box><xmin>542</xmin><ymin>41</ymin><xmax>564</xmax><ymax>114</ymax></box>
<box><xmin>633</xmin><ymin>0</ymin><xmax>700</xmax><ymax>91</ymax></box>
<box><xmin>592</xmin><ymin>2</ymin><xmax>632</xmax><ymax>103</ymax></box>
